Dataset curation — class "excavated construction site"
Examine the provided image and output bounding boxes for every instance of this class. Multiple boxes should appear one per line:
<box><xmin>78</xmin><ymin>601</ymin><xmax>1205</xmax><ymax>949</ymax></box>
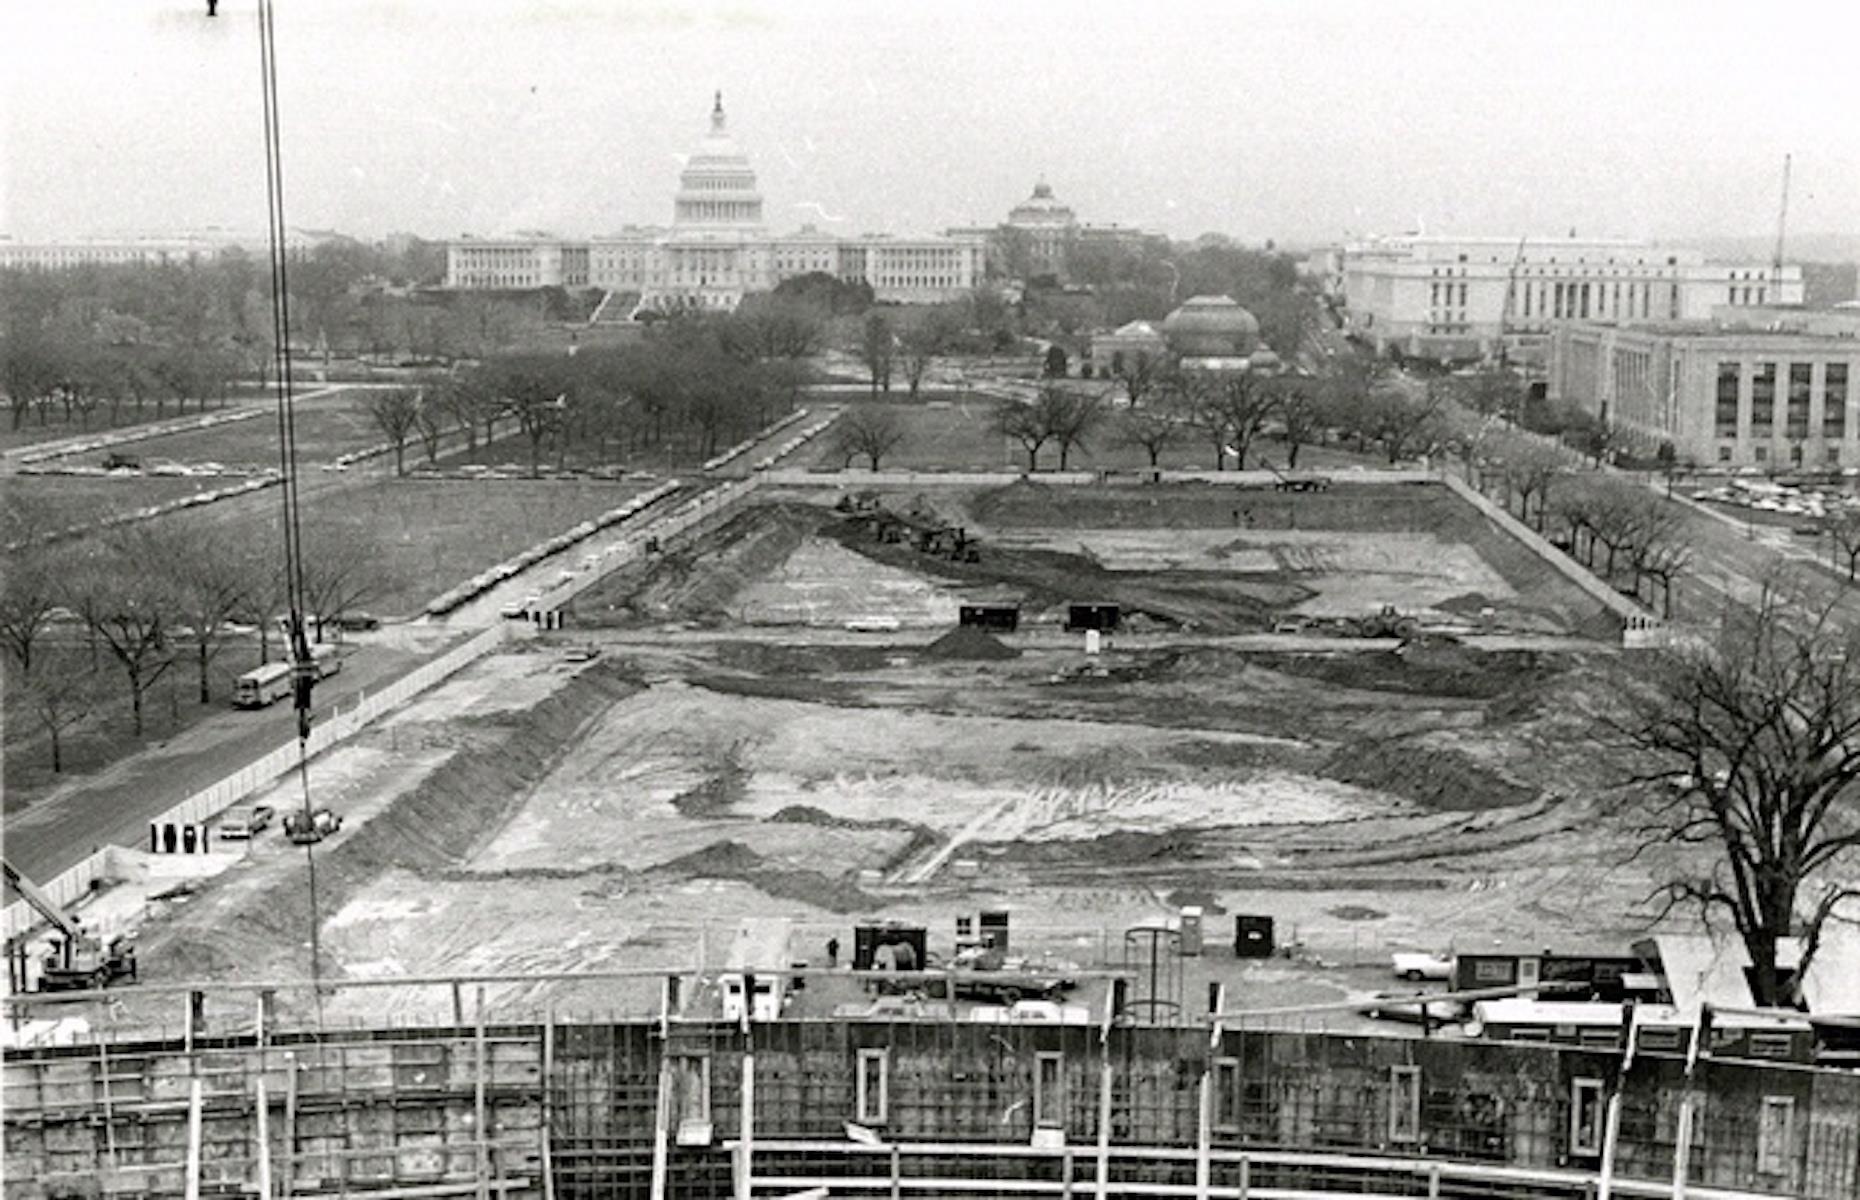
<box><xmin>107</xmin><ymin>480</ymin><xmax>1683</xmax><ymax>1031</ymax></box>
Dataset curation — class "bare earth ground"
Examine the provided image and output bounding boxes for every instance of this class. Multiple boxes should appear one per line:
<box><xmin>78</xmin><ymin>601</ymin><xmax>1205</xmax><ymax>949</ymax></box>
<box><xmin>103</xmin><ymin>484</ymin><xmax>1685</xmax><ymax>1034</ymax></box>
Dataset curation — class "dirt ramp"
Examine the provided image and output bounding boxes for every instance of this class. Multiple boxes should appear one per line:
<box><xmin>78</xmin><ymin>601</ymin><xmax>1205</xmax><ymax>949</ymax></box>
<box><xmin>152</xmin><ymin>663</ymin><xmax>640</xmax><ymax>980</ymax></box>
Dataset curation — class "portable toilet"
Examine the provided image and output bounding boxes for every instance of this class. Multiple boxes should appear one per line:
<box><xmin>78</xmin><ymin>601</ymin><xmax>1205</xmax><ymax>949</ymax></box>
<box><xmin>721</xmin><ymin>918</ymin><xmax>794</xmax><ymax>1021</ymax></box>
<box><xmin>1178</xmin><ymin>906</ymin><xmax>1204</xmax><ymax>956</ymax></box>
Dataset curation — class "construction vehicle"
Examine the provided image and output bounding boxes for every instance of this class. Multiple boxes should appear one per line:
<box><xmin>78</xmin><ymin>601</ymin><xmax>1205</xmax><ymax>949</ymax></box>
<box><xmin>3</xmin><ymin>859</ymin><xmax>138</xmax><ymax>993</ymax></box>
<box><xmin>1263</xmin><ymin>460</ymin><xmax>1332</xmax><ymax>493</ymax></box>
<box><xmin>284</xmin><ymin>807</ymin><xmax>343</xmax><ymax>845</ymax></box>
<box><xmin>1347</xmin><ymin>605</ymin><xmax>1420</xmax><ymax>639</ymax></box>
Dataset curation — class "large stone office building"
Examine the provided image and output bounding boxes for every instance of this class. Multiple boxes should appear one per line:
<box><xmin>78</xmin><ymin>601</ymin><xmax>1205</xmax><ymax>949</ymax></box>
<box><xmin>1339</xmin><ymin>234</ymin><xmax>1804</xmax><ymax>365</ymax></box>
<box><xmin>1548</xmin><ymin>308</ymin><xmax>1860</xmax><ymax>468</ymax></box>
<box><xmin>445</xmin><ymin>96</ymin><xmax>987</xmax><ymax>311</ymax></box>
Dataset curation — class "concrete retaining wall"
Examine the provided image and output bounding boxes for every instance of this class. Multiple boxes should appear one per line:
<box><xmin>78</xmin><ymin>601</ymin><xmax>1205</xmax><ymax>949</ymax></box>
<box><xmin>1440</xmin><ymin>472</ymin><xmax>1652</xmax><ymax>628</ymax></box>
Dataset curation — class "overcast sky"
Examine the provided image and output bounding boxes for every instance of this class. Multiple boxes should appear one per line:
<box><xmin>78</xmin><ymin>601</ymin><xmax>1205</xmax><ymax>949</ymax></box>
<box><xmin>5</xmin><ymin>1</ymin><xmax>1857</xmax><ymax>248</ymax></box>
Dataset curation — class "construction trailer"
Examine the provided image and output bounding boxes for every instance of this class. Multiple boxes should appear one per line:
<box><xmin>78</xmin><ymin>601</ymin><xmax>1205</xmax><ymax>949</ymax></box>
<box><xmin>1064</xmin><ymin>603</ymin><xmax>1120</xmax><ymax>633</ymax></box>
<box><xmin>1451</xmin><ymin>945</ymin><xmax>1644</xmax><ymax>1002</ymax></box>
<box><xmin>958</xmin><ymin>603</ymin><xmax>1020</xmax><ymax>632</ymax></box>
<box><xmin>2</xmin><ymin>859</ymin><xmax>138</xmax><ymax>993</ymax></box>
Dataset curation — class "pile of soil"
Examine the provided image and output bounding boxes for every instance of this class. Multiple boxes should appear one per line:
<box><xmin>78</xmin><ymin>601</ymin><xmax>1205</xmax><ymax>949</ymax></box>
<box><xmin>921</xmin><ymin>625</ymin><xmax>1020</xmax><ymax>661</ymax></box>
<box><xmin>572</xmin><ymin>503</ymin><xmax>818</xmax><ymax>625</ymax></box>
<box><xmin>1321</xmin><ymin>739</ymin><xmax>1539</xmax><ymax>812</ymax></box>
<box><xmin>653</xmin><ymin>839</ymin><xmax>876</xmax><ymax>912</ymax></box>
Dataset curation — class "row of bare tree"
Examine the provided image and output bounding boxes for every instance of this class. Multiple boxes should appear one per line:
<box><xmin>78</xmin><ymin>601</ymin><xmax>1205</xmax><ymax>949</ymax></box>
<box><xmin>0</xmin><ymin>517</ymin><xmax>381</xmax><ymax>772</ymax></box>
<box><xmin>357</xmin><ymin>310</ymin><xmax>822</xmax><ymax>476</ymax></box>
<box><xmin>1478</xmin><ymin>432</ymin><xmax>1694</xmax><ymax>616</ymax></box>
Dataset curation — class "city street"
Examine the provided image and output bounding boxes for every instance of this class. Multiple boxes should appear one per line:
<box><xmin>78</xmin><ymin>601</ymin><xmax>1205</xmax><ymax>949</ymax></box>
<box><xmin>2</xmin><ymin>630</ymin><xmax>445</xmax><ymax>884</ymax></box>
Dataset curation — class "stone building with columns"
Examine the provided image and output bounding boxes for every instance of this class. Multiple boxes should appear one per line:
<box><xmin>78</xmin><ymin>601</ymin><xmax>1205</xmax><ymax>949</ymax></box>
<box><xmin>445</xmin><ymin>95</ymin><xmax>986</xmax><ymax>311</ymax></box>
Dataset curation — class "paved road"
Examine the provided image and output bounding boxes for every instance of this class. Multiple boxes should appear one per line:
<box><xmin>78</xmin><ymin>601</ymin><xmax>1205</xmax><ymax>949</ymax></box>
<box><xmin>2</xmin><ymin>631</ymin><xmax>449</xmax><ymax>885</ymax></box>
<box><xmin>1643</xmin><ymin>482</ymin><xmax>1860</xmax><ymax>628</ymax></box>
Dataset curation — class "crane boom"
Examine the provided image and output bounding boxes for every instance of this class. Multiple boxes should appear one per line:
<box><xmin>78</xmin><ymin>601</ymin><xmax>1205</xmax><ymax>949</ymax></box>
<box><xmin>1497</xmin><ymin>236</ymin><xmax>1528</xmax><ymax>367</ymax></box>
<box><xmin>1772</xmin><ymin>153</ymin><xmax>1791</xmax><ymax>297</ymax></box>
<box><xmin>3</xmin><ymin>859</ymin><xmax>82</xmax><ymax>940</ymax></box>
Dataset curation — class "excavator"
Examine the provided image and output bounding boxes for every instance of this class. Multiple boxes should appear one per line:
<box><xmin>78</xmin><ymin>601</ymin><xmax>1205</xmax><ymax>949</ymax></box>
<box><xmin>3</xmin><ymin>859</ymin><xmax>138</xmax><ymax>993</ymax></box>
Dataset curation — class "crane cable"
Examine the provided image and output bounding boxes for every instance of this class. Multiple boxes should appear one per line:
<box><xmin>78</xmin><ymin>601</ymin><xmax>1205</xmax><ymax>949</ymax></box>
<box><xmin>256</xmin><ymin>0</ymin><xmax>326</xmax><ymax>1028</ymax></box>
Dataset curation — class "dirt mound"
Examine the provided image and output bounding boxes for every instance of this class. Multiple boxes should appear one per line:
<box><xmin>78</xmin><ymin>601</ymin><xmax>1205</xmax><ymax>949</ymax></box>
<box><xmin>1436</xmin><ymin>591</ymin><xmax>1501</xmax><ymax>615</ymax></box>
<box><xmin>653</xmin><ymin>839</ymin><xmax>876</xmax><ymax>912</ymax></box>
<box><xmin>1321</xmin><ymin>739</ymin><xmax>1539</xmax><ymax>812</ymax></box>
<box><xmin>573</xmin><ymin>503</ymin><xmax>819</xmax><ymax>625</ymax></box>
<box><xmin>671</xmin><ymin>753</ymin><xmax>750</xmax><ymax>816</ymax></box>
<box><xmin>149</xmin><ymin>663</ymin><xmax>641</xmax><ymax>981</ymax></box>
<box><xmin>1251</xmin><ymin>647</ymin><xmax>1546</xmax><ymax>701</ymax></box>
<box><xmin>922</xmin><ymin>625</ymin><xmax>1020</xmax><ymax>660</ymax></box>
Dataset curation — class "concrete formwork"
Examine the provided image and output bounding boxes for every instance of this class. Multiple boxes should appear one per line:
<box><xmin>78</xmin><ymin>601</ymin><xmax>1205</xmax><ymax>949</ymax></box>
<box><xmin>7</xmin><ymin>1016</ymin><xmax>1855</xmax><ymax>1200</ymax></box>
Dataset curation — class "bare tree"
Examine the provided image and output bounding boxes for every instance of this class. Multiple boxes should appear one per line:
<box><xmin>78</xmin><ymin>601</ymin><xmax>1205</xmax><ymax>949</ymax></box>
<box><xmin>1116</xmin><ymin>398</ymin><xmax>1190</xmax><ymax>469</ymax></box>
<box><xmin>0</xmin><ymin>547</ymin><xmax>60</xmax><ymax>674</ymax></box>
<box><xmin>300</xmin><ymin>529</ymin><xmax>385</xmax><ymax>641</ymax></box>
<box><xmin>409</xmin><ymin>378</ymin><xmax>449</xmax><ymax>466</ymax></box>
<box><xmin>898</xmin><ymin>307</ymin><xmax>960</xmax><ymax>399</ymax></box>
<box><xmin>77</xmin><ymin>534</ymin><xmax>178</xmax><ymax>736</ymax></box>
<box><xmin>1275</xmin><ymin>379</ymin><xmax>1327</xmax><ymax>470</ymax></box>
<box><xmin>995</xmin><ymin>400</ymin><xmax>1052</xmax><ymax>472</ymax></box>
<box><xmin>361</xmin><ymin>387</ymin><xmax>422</xmax><ymax>476</ymax></box>
<box><xmin>859</xmin><ymin>312</ymin><xmax>895</xmax><ymax>397</ymax></box>
<box><xmin>1113</xmin><ymin>350</ymin><xmax>1161</xmax><ymax>408</ymax></box>
<box><xmin>1044</xmin><ymin>387</ymin><xmax>1110</xmax><ymax>470</ymax></box>
<box><xmin>162</xmin><ymin>527</ymin><xmax>253</xmax><ymax>704</ymax></box>
<box><xmin>1493</xmin><ymin>436</ymin><xmax>1567</xmax><ymax>531</ymax></box>
<box><xmin>1823</xmin><ymin>509</ymin><xmax>1860</xmax><ymax>581</ymax></box>
<box><xmin>1370</xmin><ymin>381</ymin><xmax>1446</xmax><ymax>464</ymax></box>
<box><xmin>1192</xmin><ymin>372</ymin><xmax>1279</xmax><ymax>470</ymax></box>
<box><xmin>1622</xmin><ymin>584</ymin><xmax>1860</xmax><ymax>1006</ymax></box>
<box><xmin>20</xmin><ymin>649</ymin><xmax>99</xmax><ymax>774</ymax></box>
<box><xmin>832</xmin><ymin>406</ymin><xmax>907</xmax><ymax>471</ymax></box>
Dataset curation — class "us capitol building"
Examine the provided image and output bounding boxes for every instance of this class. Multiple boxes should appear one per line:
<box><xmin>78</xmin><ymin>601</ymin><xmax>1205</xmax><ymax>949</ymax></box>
<box><xmin>444</xmin><ymin>94</ymin><xmax>988</xmax><ymax>312</ymax></box>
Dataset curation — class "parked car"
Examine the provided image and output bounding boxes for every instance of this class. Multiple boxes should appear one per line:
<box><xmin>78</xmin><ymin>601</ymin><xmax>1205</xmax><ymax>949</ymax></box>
<box><xmin>334</xmin><ymin>612</ymin><xmax>381</xmax><ymax>632</ymax></box>
<box><xmin>1391</xmin><ymin>951</ymin><xmax>1454</xmax><ymax>982</ymax></box>
<box><xmin>219</xmin><ymin>804</ymin><xmax>275</xmax><ymax>840</ymax></box>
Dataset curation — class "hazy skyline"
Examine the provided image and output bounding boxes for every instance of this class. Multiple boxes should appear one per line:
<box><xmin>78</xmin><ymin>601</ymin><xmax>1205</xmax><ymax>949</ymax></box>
<box><xmin>5</xmin><ymin>1</ymin><xmax>1858</xmax><ymax>249</ymax></box>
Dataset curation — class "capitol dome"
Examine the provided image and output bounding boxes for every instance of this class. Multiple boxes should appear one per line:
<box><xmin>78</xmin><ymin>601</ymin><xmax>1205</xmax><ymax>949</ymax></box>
<box><xmin>674</xmin><ymin>92</ymin><xmax>764</xmax><ymax>229</ymax></box>
<box><xmin>1161</xmin><ymin>294</ymin><xmax>1261</xmax><ymax>357</ymax></box>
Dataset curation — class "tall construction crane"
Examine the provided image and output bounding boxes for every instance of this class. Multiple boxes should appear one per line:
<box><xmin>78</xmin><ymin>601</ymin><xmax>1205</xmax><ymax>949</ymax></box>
<box><xmin>3</xmin><ymin>860</ymin><xmax>138</xmax><ymax>993</ymax></box>
<box><xmin>1495</xmin><ymin>236</ymin><xmax>1528</xmax><ymax>370</ymax></box>
<box><xmin>1771</xmin><ymin>154</ymin><xmax>1792</xmax><ymax>305</ymax></box>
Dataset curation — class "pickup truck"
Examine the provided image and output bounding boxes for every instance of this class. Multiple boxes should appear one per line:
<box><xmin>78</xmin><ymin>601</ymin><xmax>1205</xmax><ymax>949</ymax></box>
<box><xmin>219</xmin><ymin>804</ymin><xmax>275</xmax><ymax>840</ymax></box>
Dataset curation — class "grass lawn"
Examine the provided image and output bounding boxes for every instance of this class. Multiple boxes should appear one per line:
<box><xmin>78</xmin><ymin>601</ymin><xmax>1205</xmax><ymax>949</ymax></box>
<box><xmin>793</xmin><ymin>401</ymin><xmax>1397</xmax><ymax>474</ymax></box>
<box><xmin>240</xmin><ymin>477</ymin><xmax>666</xmax><ymax>616</ymax></box>
<box><xmin>119</xmin><ymin>392</ymin><xmax>384</xmax><ymax>467</ymax></box>
<box><xmin>5</xmin><ymin>475</ymin><xmax>228</xmax><ymax>530</ymax></box>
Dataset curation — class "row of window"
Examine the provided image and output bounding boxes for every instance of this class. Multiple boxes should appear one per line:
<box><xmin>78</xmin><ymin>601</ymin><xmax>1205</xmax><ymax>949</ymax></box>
<box><xmin>1716</xmin><ymin>362</ymin><xmax>1853</xmax><ymax>438</ymax></box>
